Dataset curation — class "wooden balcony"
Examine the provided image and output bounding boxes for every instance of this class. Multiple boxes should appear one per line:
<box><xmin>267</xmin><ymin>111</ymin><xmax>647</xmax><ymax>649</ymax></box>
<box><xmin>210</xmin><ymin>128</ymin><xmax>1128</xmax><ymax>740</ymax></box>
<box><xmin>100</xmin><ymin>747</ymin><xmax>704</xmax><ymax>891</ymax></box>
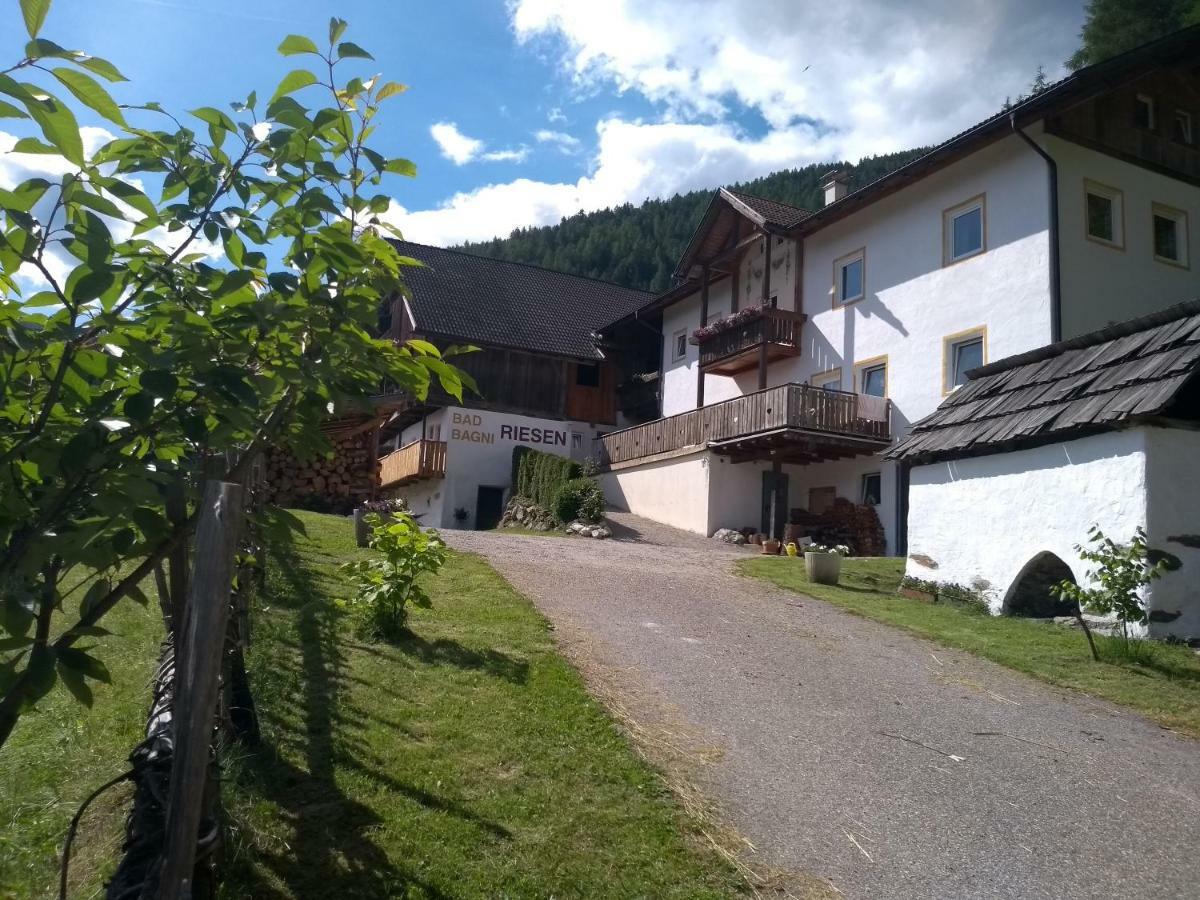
<box><xmin>379</xmin><ymin>439</ymin><xmax>447</xmax><ymax>488</ymax></box>
<box><xmin>695</xmin><ymin>308</ymin><xmax>807</xmax><ymax>375</ymax></box>
<box><xmin>598</xmin><ymin>383</ymin><xmax>891</xmax><ymax>467</ymax></box>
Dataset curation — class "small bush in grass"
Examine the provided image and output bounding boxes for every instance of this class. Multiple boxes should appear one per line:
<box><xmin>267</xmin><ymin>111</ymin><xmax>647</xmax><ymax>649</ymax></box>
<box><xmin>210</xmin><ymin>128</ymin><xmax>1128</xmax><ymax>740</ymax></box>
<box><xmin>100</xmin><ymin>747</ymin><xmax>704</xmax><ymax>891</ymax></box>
<box><xmin>554</xmin><ymin>478</ymin><xmax>605</xmax><ymax>523</ymax></box>
<box><xmin>339</xmin><ymin>513</ymin><xmax>447</xmax><ymax>640</ymax></box>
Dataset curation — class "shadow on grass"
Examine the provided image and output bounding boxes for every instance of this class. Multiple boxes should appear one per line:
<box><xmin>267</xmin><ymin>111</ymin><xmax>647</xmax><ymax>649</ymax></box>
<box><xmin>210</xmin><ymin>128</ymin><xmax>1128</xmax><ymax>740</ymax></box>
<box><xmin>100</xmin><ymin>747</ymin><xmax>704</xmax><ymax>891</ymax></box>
<box><xmin>393</xmin><ymin>632</ymin><xmax>529</xmax><ymax>685</ymax></box>
<box><xmin>227</xmin><ymin>535</ymin><xmax>511</xmax><ymax>899</ymax></box>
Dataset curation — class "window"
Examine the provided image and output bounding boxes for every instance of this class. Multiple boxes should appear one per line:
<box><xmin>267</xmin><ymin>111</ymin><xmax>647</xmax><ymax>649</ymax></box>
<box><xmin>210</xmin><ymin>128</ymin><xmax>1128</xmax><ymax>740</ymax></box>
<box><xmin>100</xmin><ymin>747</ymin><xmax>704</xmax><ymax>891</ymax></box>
<box><xmin>1135</xmin><ymin>94</ymin><xmax>1156</xmax><ymax>130</ymax></box>
<box><xmin>833</xmin><ymin>248</ymin><xmax>865</xmax><ymax>307</ymax></box>
<box><xmin>571</xmin><ymin>432</ymin><xmax>584</xmax><ymax>450</ymax></box>
<box><xmin>1153</xmin><ymin>204</ymin><xmax>1189</xmax><ymax>268</ymax></box>
<box><xmin>1174</xmin><ymin>109</ymin><xmax>1193</xmax><ymax>145</ymax></box>
<box><xmin>855</xmin><ymin>357</ymin><xmax>887</xmax><ymax>397</ymax></box>
<box><xmin>671</xmin><ymin>328</ymin><xmax>687</xmax><ymax>362</ymax></box>
<box><xmin>768</xmin><ymin>291</ymin><xmax>779</xmax><ymax>308</ymax></box>
<box><xmin>943</xmin><ymin>195</ymin><xmax>986</xmax><ymax>264</ymax></box>
<box><xmin>811</xmin><ymin>368</ymin><xmax>842</xmax><ymax>391</ymax></box>
<box><xmin>861</xmin><ymin>472</ymin><xmax>882</xmax><ymax>507</ymax></box>
<box><xmin>1084</xmin><ymin>180</ymin><xmax>1123</xmax><ymax>248</ymax></box>
<box><xmin>575</xmin><ymin>363</ymin><xmax>600</xmax><ymax>387</ymax></box>
<box><xmin>943</xmin><ymin>327</ymin><xmax>986</xmax><ymax>393</ymax></box>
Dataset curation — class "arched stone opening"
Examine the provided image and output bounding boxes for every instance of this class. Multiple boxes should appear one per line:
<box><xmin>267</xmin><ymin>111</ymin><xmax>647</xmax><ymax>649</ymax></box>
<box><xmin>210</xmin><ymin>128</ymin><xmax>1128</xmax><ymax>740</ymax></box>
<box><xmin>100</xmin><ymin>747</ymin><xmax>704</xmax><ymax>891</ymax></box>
<box><xmin>1003</xmin><ymin>552</ymin><xmax>1078</xmax><ymax>618</ymax></box>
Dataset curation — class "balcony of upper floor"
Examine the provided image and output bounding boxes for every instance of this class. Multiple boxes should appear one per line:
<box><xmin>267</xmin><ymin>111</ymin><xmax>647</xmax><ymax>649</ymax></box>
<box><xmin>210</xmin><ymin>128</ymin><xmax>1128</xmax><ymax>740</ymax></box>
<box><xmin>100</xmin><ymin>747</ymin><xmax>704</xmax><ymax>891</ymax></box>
<box><xmin>690</xmin><ymin>305</ymin><xmax>807</xmax><ymax>376</ymax></box>
<box><xmin>598</xmin><ymin>382</ymin><xmax>891</xmax><ymax>468</ymax></box>
<box><xmin>379</xmin><ymin>439</ymin><xmax>447</xmax><ymax>488</ymax></box>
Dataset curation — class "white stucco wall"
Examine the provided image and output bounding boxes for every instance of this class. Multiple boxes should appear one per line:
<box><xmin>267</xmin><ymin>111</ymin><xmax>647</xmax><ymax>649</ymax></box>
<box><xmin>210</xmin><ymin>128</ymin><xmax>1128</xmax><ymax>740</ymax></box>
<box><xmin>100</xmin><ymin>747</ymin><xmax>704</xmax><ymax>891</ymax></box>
<box><xmin>905</xmin><ymin>430</ymin><xmax>1149</xmax><ymax>613</ymax></box>
<box><xmin>1142</xmin><ymin>427</ymin><xmax>1200</xmax><ymax>639</ymax></box>
<box><xmin>601</xmin><ymin>452</ymin><xmax>713</xmax><ymax>534</ymax></box>
<box><xmin>1052</xmin><ymin>136</ymin><xmax>1200</xmax><ymax>339</ymax></box>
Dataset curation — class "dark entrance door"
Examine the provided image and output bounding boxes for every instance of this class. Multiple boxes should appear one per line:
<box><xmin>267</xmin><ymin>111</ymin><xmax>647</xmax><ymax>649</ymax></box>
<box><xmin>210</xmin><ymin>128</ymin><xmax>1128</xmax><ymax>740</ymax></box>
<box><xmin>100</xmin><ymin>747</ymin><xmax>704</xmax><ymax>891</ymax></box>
<box><xmin>475</xmin><ymin>486</ymin><xmax>505</xmax><ymax>531</ymax></box>
<box><xmin>760</xmin><ymin>470</ymin><xmax>789</xmax><ymax>539</ymax></box>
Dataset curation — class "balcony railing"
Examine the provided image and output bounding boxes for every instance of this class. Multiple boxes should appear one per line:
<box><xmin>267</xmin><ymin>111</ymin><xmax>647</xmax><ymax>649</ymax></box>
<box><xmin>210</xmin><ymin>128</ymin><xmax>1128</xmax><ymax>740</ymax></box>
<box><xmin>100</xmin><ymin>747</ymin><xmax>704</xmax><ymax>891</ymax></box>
<box><xmin>379</xmin><ymin>439</ymin><xmax>447</xmax><ymax>488</ymax></box>
<box><xmin>695</xmin><ymin>307</ymin><xmax>806</xmax><ymax>374</ymax></box>
<box><xmin>598</xmin><ymin>383</ymin><xmax>891</xmax><ymax>466</ymax></box>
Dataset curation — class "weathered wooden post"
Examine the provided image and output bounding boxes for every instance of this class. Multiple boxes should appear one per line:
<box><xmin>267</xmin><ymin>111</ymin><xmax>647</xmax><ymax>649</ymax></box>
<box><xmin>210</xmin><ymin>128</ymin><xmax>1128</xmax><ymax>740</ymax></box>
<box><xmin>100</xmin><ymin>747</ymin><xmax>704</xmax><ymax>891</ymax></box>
<box><xmin>150</xmin><ymin>481</ymin><xmax>243</xmax><ymax>900</ymax></box>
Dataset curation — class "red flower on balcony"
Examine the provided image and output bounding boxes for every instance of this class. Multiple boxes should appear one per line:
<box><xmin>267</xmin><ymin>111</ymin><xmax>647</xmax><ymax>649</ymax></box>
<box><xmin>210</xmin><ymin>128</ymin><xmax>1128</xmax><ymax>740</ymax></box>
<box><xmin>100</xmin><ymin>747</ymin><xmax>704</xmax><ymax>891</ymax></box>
<box><xmin>690</xmin><ymin>303</ymin><xmax>768</xmax><ymax>344</ymax></box>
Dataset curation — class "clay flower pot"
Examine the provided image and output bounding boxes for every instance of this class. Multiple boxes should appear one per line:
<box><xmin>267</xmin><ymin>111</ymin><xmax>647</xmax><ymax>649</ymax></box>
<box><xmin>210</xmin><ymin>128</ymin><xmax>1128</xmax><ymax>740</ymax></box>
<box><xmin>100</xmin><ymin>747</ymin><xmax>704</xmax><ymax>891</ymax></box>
<box><xmin>762</xmin><ymin>539</ymin><xmax>781</xmax><ymax>555</ymax></box>
<box><xmin>804</xmin><ymin>551</ymin><xmax>842</xmax><ymax>585</ymax></box>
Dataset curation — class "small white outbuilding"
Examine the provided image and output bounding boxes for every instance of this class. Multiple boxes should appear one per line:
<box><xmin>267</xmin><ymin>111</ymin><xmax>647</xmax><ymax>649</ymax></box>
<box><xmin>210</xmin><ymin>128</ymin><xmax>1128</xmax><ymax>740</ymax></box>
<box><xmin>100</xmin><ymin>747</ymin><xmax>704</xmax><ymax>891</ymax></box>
<box><xmin>889</xmin><ymin>300</ymin><xmax>1200</xmax><ymax>640</ymax></box>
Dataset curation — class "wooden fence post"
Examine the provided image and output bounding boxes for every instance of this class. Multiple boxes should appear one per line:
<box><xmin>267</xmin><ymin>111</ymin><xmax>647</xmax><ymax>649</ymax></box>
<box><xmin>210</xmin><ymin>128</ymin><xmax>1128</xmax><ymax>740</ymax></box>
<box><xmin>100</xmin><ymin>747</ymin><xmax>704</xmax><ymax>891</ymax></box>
<box><xmin>151</xmin><ymin>481</ymin><xmax>243</xmax><ymax>900</ymax></box>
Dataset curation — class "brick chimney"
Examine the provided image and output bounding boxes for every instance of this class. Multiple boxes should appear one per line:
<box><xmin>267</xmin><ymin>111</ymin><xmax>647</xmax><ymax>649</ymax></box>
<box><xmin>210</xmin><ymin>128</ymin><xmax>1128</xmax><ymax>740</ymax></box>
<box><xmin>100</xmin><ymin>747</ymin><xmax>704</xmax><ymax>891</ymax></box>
<box><xmin>821</xmin><ymin>169</ymin><xmax>850</xmax><ymax>206</ymax></box>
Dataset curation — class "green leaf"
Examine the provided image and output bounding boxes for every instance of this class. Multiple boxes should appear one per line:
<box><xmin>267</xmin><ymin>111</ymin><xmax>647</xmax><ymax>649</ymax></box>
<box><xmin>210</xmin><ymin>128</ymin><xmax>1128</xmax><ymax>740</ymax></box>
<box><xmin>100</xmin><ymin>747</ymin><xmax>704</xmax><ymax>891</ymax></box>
<box><xmin>96</xmin><ymin>176</ymin><xmax>157</xmax><ymax>220</ymax></box>
<box><xmin>56</xmin><ymin>647</ymin><xmax>111</xmax><ymax>683</ymax></box>
<box><xmin>52</xmin><ymin>67</ymin><xmax>126</xmax><ymax>126</ymax></box>
<box><xmin>329</xmin><ymin>17</ymin><xmax>348</xmax><ymax>45</ymax></box>
<box><xmin>78</xmin><ymin>578</ymin><xmax>110</xmax><ymax>619</ymax></box>
<box><xmin>123</xmin><ymin>390</ymin><xmax>154</xmax><ymax>422</ymax></box>
<box><xmin>377</xmin><ymin>81</ymin><xmax>407</xmax><ymax>101</ymax></box>
<box><xmin>270</xmin><ymin>69</ymin><xmax>318</xmax><ymax>104</ymax></box>
<box><xmin>0</xmin><ymin>99</ymin><xmax>29</xmax><ymax>119</ymax></box>
<box><xmin>190</xmin><ymin>105</ymin><xmax>237</xmax><ymax>132</ymax></box>
<box><xmin>384</xmin><ymin>158</ymin><xmax>417</xmax><ymax>177</ymax></box>
<box><xmin>23</xmin><ymin>86</ymin><xmax>85</xmax><ymax>165</ymax></box>
<box><xmin>0</xmin><ymin>636</ymin><xmax>34</xmax><ymax>651</ymax></box>
<box><xmin>76</xmin><ymin>55</ymin><xmax>127</xmax><ymax>82</ymax></box>
<box><xmin>278</xmin><ymin>34</ymin><xmax>320</xmax><ymax>56</ymax></box>
<box><xmin>20</xmin><ymin>0</ymin><xmax>52</xmax><ymax>39</ymax></box>
<box><xmin>24</xmin><ymin>38</ymin><xmax>73</xmax><ymax>59</ymax></box>
<box><xmin>337</xmin><ymin>41</ymin><xmax>373</xmax><ymax>60</ymax></box>
<box><xmin>23</xmin><ymin>646</ymin><xmax>57</xmax><ymax>707</ymax></box>
<box><xmin>10</xmin><ymin>137</ymin><xmax>57</xmax><ymax>154</ymax></box>
<box><xmin>141</xmin><ymin>369</ymin><xmax>177</xmax><ymax>397</ymax></box>
<box><xmin>57</xmin><ymin>664</ymin><xmax>93</xmax><ymax>707</ymax></box>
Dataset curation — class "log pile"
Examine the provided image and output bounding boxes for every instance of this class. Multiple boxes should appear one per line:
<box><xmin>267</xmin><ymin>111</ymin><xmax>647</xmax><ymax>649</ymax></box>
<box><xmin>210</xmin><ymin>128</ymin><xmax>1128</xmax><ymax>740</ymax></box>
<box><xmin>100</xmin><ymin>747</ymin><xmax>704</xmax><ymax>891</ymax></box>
<box><xmin>784</xmin><ymin>498</ymin><xmax>887</xmax><ymax>556</ymax></box>
<box><xmin>264</xmin><ymin>428</ymin><xmax>380</xmax><ymax>514</ymax></box>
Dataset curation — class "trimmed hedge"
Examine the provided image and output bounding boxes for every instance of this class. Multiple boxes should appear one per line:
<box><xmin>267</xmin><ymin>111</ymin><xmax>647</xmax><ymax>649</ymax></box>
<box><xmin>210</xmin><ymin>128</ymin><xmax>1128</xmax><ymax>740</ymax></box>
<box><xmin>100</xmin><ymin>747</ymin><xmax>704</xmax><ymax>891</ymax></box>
<box><xmin>512</xmin><ymin>447</ymin><xmax>603</xmax><ymax>523</ymax></box>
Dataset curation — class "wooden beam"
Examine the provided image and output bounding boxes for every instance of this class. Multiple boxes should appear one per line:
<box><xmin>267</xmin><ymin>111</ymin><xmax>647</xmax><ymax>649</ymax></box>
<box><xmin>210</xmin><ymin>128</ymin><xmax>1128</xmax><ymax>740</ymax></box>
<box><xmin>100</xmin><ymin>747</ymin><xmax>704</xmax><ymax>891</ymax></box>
<box><xmin>762</xmin><ymin>234</ymin><xmax>773</xmax><ymax>304</ymax></box>
<box><xmin>697</xmin><ymin>265</ymin><xmax>710</xmax><ymax>409</ymax></box>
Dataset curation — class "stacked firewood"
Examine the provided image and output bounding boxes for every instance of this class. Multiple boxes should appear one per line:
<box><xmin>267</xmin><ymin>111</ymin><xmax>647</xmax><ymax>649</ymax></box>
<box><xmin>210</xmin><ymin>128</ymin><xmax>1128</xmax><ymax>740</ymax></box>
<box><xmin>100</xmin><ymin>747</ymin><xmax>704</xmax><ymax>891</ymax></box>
<box><xmin>264</xmin><ymin>429</ymin><xmax>380</xmax><ymax>513</ymax></box>
<box><xmin>784</xmin><ymin>498</ymin><xmax>887</xmax><ymax>556</ymax></box>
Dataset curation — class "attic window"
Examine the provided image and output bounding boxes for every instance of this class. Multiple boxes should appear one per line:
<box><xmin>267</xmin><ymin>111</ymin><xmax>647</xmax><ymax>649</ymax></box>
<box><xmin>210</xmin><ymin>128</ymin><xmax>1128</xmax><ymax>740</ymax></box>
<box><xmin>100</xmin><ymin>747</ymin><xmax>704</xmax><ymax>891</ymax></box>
<box><xmin>1084</xmin><ymin>180</ymin><xmax>1123</xmax><ymax>249</ymax></box>
<box><xmin>575</xmin><ymin>363</ymin><xmax>600</xmax><ymax>387</ymax></box>
<box><xmin>1174</xmin><ymin>109</ymin><xmax>1193</xmax><ymax>145</ymax></box>
<box><xmin>1135</xmin><ymin>94</ymin><xmax>1156</xmax><ymax>130</ymax></box>
<box><xmin>1153</xmin><ymin>203</ymin><xmax>1188</xmax><ymax>268</ymax></box>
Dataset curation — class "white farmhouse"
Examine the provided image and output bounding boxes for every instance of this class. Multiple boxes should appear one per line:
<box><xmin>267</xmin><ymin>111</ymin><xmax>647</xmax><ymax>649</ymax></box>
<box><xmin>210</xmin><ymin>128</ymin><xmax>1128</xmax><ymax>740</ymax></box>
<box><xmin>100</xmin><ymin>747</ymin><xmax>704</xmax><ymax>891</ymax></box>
<box><xmin>888</xmin><ymin>301</ymin><xmax>1200</xmax><ymax>640</ymax></box>
<box><xmin>596</xmin><ymin>26</ymin><xmax>1200</xmax><ymax>554</ymax></box>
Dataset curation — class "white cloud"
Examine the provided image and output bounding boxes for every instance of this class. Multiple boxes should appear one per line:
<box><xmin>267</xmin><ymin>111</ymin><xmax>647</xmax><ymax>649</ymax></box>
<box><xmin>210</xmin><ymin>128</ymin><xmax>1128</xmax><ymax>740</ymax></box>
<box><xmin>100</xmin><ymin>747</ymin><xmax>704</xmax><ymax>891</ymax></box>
<box><xmin>547</xmin><ymin>106</ymin><xmax>567</xmax><ymax>123</ymax></box>
<box><xmin>430</xmin><ymin>121</ymin><xmax>529</xmax><ymax>165</ymax></box>
<box><xmin>535</xmin><ymin>129</ymin><xmax>581</xmax><ymax>153</ymax></box>
<box><xmin>381</xmin><ymin>1</ymin><xmax>1085</xmax><ymax>245</ymax></box>
<box><xmin>430</xmin><ymin>121</ymin><xmax>485</xmax><ymax>165</ymax></box>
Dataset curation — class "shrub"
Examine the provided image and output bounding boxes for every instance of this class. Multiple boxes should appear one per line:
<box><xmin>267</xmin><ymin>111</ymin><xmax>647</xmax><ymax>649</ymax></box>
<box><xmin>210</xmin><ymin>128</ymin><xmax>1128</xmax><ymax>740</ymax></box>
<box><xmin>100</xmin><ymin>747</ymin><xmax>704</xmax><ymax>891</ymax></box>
<box><xmin>554</xmin><ymin>478</ymin><xmax>605</xmax><ymax>524</ymax></box>
<box><xmin>512</xmin><ymin>446</ymin><xmax>582</xmax><ymax>512</ymax></box>
<box><xmin>339</xmin><ymin>513</ymin><xmax>447</xmax><ymax>641</ymax></box>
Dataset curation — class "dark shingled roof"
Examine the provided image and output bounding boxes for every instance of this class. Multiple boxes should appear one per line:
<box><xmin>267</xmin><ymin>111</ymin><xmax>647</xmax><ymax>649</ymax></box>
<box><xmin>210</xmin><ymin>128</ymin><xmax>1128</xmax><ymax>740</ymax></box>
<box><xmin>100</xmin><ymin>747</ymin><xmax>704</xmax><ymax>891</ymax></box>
<box><xmin>391</xmin><ymin>241</ymin><xmax>652</xmax><ymax>361</ymax></box>
<box><xmin>723</xmin><ymin>190</ymin><xmax>813</xmax><ymax>229</ymax></box>
<box><xmin>887</xmin><ymin>300</ymin><xmax>1200</xmax><ymax>464</ymax></box>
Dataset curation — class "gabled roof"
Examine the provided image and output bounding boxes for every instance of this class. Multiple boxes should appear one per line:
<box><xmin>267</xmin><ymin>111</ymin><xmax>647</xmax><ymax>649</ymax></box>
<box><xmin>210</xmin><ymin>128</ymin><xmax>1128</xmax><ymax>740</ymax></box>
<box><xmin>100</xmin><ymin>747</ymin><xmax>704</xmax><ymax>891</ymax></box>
<box><xmin>390</xmin><ymin>241</ymin><xmax>652</xmax><ymax>361</ymax></box>
<box><xmin>887</xmin><ymin>300</ymin><xmax>1200</xmax><ymax>465</ymax></box>
<box><xmin>790</xmin><ymin>24</ymin><xmax>1200</xmax><ymax>236</ymax></box>
<box><xmin>673</xmin><ymin>187</ymin><xmax>812</xmax><ymax>281</ymax></box>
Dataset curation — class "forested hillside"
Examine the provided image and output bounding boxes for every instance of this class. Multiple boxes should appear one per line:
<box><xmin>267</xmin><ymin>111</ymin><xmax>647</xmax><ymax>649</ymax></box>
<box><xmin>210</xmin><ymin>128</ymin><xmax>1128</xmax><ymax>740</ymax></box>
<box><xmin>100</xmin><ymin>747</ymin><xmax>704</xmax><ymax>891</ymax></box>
<box><xmin>456</xmin><ymin>149</ymin><xmax>928</xmax><ymax>292</ymax></box>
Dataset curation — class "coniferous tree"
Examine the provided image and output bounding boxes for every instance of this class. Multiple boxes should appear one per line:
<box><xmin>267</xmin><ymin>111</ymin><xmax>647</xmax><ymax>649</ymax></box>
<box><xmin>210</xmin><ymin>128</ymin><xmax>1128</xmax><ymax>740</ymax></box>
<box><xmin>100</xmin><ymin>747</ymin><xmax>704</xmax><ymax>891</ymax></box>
<box><xmin>1067</xmin><ymin>0</ymin><xmax>1199</xmax><ymax>70</ymax></box>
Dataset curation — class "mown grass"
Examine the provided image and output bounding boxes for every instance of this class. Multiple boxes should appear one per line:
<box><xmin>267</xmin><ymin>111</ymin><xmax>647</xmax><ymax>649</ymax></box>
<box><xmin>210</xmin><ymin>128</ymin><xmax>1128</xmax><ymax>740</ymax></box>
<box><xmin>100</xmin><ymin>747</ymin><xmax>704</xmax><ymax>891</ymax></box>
<box><xmin>740</xmin><ymin>556</ymin><xmax>1200</xmax><ymax>737</ymax></box>
<box><xmin>221</xmin><ymin>510</ymin><xmax>743</xmax><ymax>899</ymax></box>
<box><xmin>0</xmin><ymin>577</ymin><xmax>162</xmax><ymax>898</ymax></box>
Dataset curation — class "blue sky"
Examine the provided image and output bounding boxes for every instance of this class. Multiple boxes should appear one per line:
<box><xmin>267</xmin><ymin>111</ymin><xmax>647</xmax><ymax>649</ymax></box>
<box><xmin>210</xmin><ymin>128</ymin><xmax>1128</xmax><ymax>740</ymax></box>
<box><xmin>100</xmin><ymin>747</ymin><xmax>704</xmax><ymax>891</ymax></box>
<box><xmin>2</xmin><ymin>0</ymin><xmax>1087</xmax><ymax>246</ymax></box>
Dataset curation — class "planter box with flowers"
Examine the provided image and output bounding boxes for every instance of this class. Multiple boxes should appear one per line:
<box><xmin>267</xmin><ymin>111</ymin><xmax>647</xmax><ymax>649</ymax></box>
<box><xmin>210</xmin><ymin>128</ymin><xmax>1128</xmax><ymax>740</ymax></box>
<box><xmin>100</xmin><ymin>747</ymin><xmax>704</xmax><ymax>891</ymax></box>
<box><xmin>804</xmin><ymin>543</ymin><xmax>850</xmax><ymax>585</ymax></box>
<box><xmin>689</xmin><ymin>302</ymin><xmax>770</xmax><ymax>345</ymax></box>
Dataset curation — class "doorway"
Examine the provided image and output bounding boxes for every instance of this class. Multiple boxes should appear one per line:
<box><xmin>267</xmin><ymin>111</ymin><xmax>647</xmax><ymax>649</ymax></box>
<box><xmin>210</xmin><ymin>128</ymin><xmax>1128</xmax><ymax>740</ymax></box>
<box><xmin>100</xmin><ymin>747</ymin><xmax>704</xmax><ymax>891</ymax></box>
<box><xmin>475</xmin><ymin>486</ymin><xmax>505</xmax><ymax>531</ymax></box>
<box><xmin>761</xmin><ymin>470</ymin><xmax>789</xmax><ymax>539</ymax></box>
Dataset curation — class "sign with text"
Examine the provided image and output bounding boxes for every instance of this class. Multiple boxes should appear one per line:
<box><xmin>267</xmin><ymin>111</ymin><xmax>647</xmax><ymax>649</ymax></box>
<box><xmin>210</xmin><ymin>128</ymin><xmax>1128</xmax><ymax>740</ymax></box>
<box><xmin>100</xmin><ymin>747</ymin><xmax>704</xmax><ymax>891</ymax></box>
<box><xmin>449</xmin><ymin>410</ymin><xmax>568</xmax><ymax>448</ymax></box>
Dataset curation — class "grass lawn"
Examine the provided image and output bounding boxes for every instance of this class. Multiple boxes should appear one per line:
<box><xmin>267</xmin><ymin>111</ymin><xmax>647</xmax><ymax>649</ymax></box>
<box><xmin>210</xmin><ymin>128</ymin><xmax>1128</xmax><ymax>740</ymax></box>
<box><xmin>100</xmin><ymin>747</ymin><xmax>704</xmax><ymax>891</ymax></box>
<box><xmin>0</xmin><ymin>575</ymin><xmax>162</xmax><ymax>898</ymax></box>
<box><xmin>740</xmin><ymin>556</ymin><xmax>1200</xmax><ymax>738</ymax></box>
<box><xmin>222</xmin><ymin>510</ymin><xmax>742</xmax><ymax>899</ymax></box>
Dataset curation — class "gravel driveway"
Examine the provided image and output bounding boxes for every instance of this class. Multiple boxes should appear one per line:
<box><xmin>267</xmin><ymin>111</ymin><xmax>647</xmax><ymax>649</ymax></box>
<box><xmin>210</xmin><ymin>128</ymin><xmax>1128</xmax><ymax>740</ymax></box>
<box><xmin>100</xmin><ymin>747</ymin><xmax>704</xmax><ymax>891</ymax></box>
<box><xmin>445</xmin><ymin>514</ymin><xmax>1200</xmax><ymax>900</ymax></box>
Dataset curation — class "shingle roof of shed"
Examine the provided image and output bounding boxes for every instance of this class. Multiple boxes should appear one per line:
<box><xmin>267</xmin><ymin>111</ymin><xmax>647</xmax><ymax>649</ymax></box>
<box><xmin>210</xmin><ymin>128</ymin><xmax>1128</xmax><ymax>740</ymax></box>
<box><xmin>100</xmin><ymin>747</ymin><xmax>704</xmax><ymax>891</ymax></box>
<box><xmin>391</xmin><ymin>241</ymin><xmax>652</xmax><ymax>361</ymax></box>
<box><xmin>887</xmin><ymin>300</ymin><xmax>1200</xmax><ymax>464</ymax></box>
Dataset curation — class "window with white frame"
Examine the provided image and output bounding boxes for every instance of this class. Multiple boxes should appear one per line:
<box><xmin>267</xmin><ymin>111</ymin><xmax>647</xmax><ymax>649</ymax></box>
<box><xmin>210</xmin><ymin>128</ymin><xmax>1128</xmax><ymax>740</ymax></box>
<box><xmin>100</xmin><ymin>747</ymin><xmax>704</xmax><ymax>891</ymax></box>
<box><xmin>943</xmin><ymin>329</ymin><xmax>985</xmax><ymax>392</ymax></box>
<box><xmin>857</xmin><ymin>360</ymin><xmax>887</xmax><ymax>397</ymax></box>
<box><xmin>834</xmin><ymin>249</ymin><xmax>865</xmax><ymax>306</ymax></box>
<box><xmin>671</xmin><ymin>328</ymin><xmax>688</xmax><ymax>362</ymax></box>
<box><xmin>1135</xmin><ymin>94</ymin><xmax>1156</xmax><ymax>130</ymax></box>
<box><xmin>811</xmin><ymin>369</ymin><xmax>842</xmax><ymax>391</ymax></box>
<box><xmin>943</xmin><ymin>196</ymin><xmax>985</xmax><ymax>264</ymax></box>
<box><xmin>1084</xmin><ymin>180</ymin><xmax>1123</xmax><ymax>248</ymax></box>
<box><xmin>1153</xmin><ymin>204</ymin><xmax>1189</xmax><ymax>267</ymax></box>
<box><xmin>860</xmin><ymin>472</ymin><xmax>882</xmax><ymax>507</ymax></box>
<box><xmin>1174</xmin><ymin>109</ymin><xmax>1194</xmax><ymax>145</ymax></box>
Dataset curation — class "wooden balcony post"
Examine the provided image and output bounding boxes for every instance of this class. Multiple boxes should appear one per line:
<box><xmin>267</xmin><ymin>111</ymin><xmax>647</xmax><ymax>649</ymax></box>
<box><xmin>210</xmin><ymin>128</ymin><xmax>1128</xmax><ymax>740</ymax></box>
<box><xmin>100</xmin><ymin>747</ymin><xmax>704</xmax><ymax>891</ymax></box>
<box><xmin>762</xmin><ymin>233</ymin><xmax>772</xmax><ymax>304</ymax></box>
<box><xmin>697</xmin><ymin>265</ymin><xmax>709</xmax><ymax>409</ymax></box>
<box><xmin>758</xmin><ymin>338</ymin><xmax>768</xmax><ymax>390</ymax></box>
